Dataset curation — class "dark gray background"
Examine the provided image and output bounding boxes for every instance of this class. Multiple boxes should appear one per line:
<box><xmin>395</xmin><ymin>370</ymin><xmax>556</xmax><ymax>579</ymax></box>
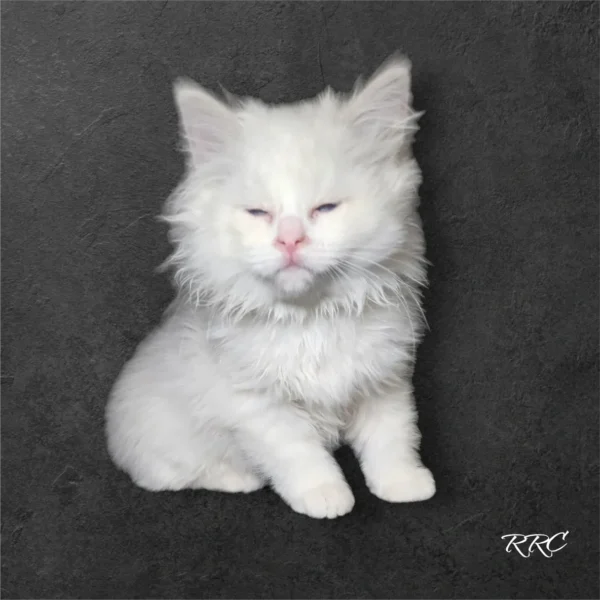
<box><xmin>2</xmin><ymin>1</ymin><xmax>598</xmax><ymax>598</ymax></box>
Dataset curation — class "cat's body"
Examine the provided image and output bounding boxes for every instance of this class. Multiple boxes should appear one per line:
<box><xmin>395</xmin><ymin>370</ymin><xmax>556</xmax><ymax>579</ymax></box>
<box><xmin>106</xmin><ymin>56</ymin><xmax>436</xmax><ymax>518</ymax></box>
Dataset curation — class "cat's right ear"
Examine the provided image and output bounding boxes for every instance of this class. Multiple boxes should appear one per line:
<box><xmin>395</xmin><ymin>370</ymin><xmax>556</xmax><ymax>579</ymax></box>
<box><xmin>344</xmin><ymin>55</ymin><xmax>422</xmax><ymax>158</ymax></box>
<box><xmin>173</xmin><ymin>78</ymin><xmax>240</xmax><ymax>166</ymax></box>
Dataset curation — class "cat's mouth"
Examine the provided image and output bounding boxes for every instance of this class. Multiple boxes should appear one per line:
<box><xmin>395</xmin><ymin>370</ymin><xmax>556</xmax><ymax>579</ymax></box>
<box><xmin>279</xmin><ymin>264</ymin><xmax>309</xmax><ymax>274</ymax></box>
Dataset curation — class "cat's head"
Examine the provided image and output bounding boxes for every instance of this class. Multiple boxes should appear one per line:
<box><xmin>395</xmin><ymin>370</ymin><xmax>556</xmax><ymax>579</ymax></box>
<box><xmin>165</xmin><ymin>56</ymin><xmax>424</xmax><ymax>314</ymax></box>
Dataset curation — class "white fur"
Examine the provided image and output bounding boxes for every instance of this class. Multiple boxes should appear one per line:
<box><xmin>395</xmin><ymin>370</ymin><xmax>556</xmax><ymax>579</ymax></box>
<box><xmin>105</xmin><ymin>56</ymin><xmax>435</xmax><ymax>518</ymax></box>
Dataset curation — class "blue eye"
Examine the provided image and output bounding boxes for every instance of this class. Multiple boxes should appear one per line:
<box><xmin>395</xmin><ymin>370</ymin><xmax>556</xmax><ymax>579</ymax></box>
<box><xmin>246</xmin><ymin>208</ymin><xmax>269</xmax><ymax>217</ymax></box>
<box><xmin>315</xmin><ymin>203</ymin><xmax>339</xmax><ymax>213</ymax></box>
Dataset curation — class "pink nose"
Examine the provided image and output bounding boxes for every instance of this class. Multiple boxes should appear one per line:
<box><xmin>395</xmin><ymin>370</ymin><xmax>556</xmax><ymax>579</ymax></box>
<box><xmin>274</xmin><ymin>216</ymin><xmax>307</xmax><ymax>255</ymax></box>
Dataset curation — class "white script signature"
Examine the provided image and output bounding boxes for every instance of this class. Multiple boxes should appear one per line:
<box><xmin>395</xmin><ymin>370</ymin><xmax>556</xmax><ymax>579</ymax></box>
<box><xmin>501</xmin><ymin>531</ymin><xmax>569</xmax><ymax>557</ymax></box>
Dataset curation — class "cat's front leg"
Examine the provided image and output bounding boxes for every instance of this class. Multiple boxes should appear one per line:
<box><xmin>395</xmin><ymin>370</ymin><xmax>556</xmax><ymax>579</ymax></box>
<box><xmin>232</xmin><ymin>397</ymin><xmax>354</xmax><ymax>519</ymax></box>
<box><xmin>346</xmin><ymin>382</ymin><xmax>436</xmax><ymax>503</ymax></box>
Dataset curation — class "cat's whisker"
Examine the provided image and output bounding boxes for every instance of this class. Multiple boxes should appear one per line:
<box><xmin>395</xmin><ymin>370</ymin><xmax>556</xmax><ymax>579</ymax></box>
<box><xmin>342</xmin><ymin>257</ymin><xmax>429</xmax><ymax>331</ymax></box>
<box><xmin>334</xmin><ymin>259</ymin><xmax>423</xmax><ymax>352</ymax></box>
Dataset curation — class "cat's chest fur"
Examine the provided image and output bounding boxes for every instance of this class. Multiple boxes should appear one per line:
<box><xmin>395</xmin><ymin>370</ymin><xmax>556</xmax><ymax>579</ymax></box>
<box><xmin>208</xmin><ymin>306</ymin><xmax>412</xmax><ymax>408</ymax></box>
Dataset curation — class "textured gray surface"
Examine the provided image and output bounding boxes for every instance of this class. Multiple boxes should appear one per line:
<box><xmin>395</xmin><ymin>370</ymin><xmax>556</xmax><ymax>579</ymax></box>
<box><xmin>2</xmin><ymin>1</ymin><xmax>598</xmax><ymax>598</ymax></box>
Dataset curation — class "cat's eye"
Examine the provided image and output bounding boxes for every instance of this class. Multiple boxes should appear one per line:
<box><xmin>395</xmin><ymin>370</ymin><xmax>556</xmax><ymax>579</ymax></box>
<box><xmin>246</xmin><ymin>208</ymin><xmax>270</xmax><ymax>217</ymax></box>
<box><xmin>314</xmin><ymin>203</ymin><xmax>339</xmax><ymax>214</ymax></box>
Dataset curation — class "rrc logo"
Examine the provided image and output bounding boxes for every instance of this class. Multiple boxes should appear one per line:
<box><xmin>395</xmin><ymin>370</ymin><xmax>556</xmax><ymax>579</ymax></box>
<box><xmin>501</xmin><ymin>531</ymin><xmax>569</xmax><ymax>558</ymax></box>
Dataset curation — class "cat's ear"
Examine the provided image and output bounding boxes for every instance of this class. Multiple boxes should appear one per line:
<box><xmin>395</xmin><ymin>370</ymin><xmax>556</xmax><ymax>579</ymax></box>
<box><xmin>217</xmin><ymin>83</ymin><xmax>243</xmax><ymax>109</ymax></box>
<box><xmin>345</xmin><ymin>55</ymin><xmax>422</xmax><ymax>153</ymax></box>
<box><xmin>173</xmin><ymin>78</ymin><xmax>240</xmax><ymax>166</ymax></box>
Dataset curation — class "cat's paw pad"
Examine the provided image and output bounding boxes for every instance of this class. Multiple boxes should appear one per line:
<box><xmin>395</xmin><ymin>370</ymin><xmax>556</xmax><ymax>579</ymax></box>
<box><xmin>195</xmin><ymin>465</ymin><xmax>265</xmax><ymax>494</ymax></box>
<box><xmin>288</xmin><ymin>481</ymin><xmax>355</xmax><ymax>519</ymax></box>
<box><xmin>369</xmin><ymin>465</ymin><xmax>436</xmax><ymax>503</ymax></box>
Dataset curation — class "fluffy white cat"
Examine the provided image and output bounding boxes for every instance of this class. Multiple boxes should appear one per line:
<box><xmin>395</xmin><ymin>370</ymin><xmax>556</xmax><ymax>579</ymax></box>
<box><xmin>105</xmin><ymin>55</ymin><xmax>436</xmax><ymax>519</ymax></box>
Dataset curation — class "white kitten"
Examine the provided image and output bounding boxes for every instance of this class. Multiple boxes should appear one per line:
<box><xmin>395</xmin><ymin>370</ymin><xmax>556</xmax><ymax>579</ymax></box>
<box><xmin>105</xmin><ymin>55</ymin><xmax>436</xmax><ymax>519</ymax></box>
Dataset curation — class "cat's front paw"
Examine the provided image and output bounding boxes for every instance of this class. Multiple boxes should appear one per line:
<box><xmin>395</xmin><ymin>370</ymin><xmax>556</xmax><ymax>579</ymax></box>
<box><xmin>368</xmin><ymin>465</ymin><xmax>436</xmax><ymax>503</ymax></box>
<box><xmin>287</xmin><ymin>480</ymin><xmax>355</xmax><ymax>519</ymax></box>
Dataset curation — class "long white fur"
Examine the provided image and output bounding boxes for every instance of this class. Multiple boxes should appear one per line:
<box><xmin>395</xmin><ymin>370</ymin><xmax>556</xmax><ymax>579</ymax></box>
<box><xmin>105</xmin><ymin>55</ymin><xmax>436</xmax><ymax>519</ymax></box>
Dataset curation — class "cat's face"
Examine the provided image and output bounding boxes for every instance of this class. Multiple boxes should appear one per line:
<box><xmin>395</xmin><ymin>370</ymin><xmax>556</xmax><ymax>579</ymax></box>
<box><xmin>169</xmin><ymin>56</ymin><xmax>422</xmax><ymax>303</ymax></box>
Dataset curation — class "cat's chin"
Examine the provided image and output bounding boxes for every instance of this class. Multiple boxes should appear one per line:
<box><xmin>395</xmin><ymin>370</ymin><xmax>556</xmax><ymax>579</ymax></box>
<box><xmin>274</xmin><ymin>266</ymin><xmax>315</xmax><ymax>297</ymax></box>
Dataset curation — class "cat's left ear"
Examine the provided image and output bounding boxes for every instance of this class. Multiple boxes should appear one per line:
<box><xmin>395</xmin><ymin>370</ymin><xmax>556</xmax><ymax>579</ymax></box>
<box><xmin>345</xmin><ymin>55</ymin><xmax>422</xmax><ymax>153</ymax></box>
